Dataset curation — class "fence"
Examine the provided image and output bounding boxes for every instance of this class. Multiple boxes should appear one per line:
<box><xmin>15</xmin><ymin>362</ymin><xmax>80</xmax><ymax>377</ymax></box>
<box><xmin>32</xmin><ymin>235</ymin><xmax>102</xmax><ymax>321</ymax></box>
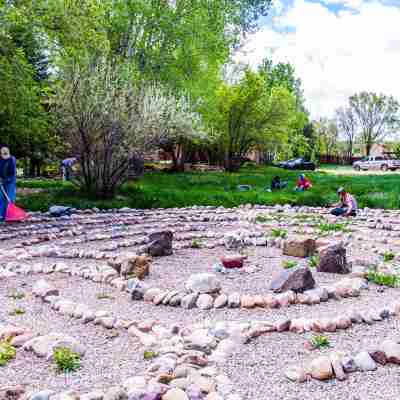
<box><xmin>318</xmin><ymin>155</ymin><xmax>362</xmax><ymax>165</ymax></box>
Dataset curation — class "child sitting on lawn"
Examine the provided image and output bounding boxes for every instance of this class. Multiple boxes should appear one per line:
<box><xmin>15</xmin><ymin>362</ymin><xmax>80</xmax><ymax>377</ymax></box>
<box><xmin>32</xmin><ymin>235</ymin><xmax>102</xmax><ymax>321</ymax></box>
<box><xmin>295</xmin><ymin>174</ymin><xmax>312</xmax><ymax>191</ymax></box>
<box><xmin>271</xmin><ymin>176</ymin><xmax>287</xmax><ymax>191</ymax></box>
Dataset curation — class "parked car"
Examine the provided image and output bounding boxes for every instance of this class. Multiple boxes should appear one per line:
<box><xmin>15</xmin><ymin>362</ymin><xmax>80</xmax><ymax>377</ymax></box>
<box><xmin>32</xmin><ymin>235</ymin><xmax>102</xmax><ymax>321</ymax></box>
<box><xmin>275</xmin><ymin>158</ymin><xmax>316</xmax><ymax>171</ymax></box>
<box><xmin>352</xmin><ymin>156</ymin><xmax>400</xmax><ymax>171</ymax></box>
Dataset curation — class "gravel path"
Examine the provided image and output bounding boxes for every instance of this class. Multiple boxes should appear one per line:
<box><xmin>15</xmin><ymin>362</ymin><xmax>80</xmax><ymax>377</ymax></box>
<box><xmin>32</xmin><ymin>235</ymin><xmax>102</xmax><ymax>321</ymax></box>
<box><xmin>223</xmin><ymin>319</ymin><xmax>400</xmax><ymax>400</ymax></box>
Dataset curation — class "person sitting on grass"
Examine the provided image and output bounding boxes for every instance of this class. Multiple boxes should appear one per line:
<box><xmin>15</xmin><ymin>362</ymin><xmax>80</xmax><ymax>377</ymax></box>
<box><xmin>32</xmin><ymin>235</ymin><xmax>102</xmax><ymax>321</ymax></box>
<box><xmin>271</xmin><ymin>176</ymin><xmax>287</xmax><ymax>191</ymax></box>
<box><xmin>330</xmin><ymin>187</ymin><xmax>357</xmax><ymax>217</ymax></box>
<box><xmin>295</xmin><ymin>174</ymin><xmax>312</xmax><ymax>192</ymax></box>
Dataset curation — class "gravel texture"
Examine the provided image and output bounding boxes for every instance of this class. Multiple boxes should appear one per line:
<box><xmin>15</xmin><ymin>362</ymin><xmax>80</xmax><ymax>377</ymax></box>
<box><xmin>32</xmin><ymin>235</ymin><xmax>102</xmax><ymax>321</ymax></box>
<box><xmin>2</xmin><ymin>206</ymin><xmax>400</xmax><ymax>397</ymax></box>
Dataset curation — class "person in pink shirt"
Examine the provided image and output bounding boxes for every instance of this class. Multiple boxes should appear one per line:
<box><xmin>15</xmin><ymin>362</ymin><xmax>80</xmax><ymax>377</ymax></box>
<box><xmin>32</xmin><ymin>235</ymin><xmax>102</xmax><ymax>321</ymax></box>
<box><xmin>331</xmin><ymin>187</ymin><xmax>357</xmax><ymax>217</ymax></box>
<box><xmin>295</xmin><ymin>174</ymin><xmax>312</xmax><ymax>191</ymax></box>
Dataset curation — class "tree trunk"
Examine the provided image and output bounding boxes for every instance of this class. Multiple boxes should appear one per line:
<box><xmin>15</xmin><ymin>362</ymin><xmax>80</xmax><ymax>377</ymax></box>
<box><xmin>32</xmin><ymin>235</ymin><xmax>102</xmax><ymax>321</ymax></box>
<box><xmin>366</xmin><ymin>142</ymin><xmax>372</xmax><ymax>156</ymax></box>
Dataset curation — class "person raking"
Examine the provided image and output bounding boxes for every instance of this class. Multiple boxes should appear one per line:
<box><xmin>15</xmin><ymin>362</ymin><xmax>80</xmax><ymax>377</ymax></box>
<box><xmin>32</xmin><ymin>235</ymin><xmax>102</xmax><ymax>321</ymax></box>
<box><xmin>0</xmin><ymin>145</ymin><xmax>17</xmax><ymax>221</ymax></box>
<box><xmin>330</xmin><ymin>187</ymin><xmax>357</xmax><ymax>217</ymax></box>
<box><xmin>295</xmin><ymin>174</ymin><xmax>312</xmax><ymax>191</ymax></box>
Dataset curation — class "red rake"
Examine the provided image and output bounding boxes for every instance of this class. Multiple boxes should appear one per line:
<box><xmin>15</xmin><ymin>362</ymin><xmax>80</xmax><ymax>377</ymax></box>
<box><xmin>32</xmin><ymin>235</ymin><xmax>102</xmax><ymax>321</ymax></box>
<box><xmin>1</xmin><ymin>184</ymin><xmax>27</xmax><ymax>223</ymax></box>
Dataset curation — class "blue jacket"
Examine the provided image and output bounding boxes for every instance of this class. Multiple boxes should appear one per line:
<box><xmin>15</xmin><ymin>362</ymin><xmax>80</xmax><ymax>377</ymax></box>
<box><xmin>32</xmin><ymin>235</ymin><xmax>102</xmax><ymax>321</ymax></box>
<box><xmin>0</xmin><ymin>156</ymin><xmax>17</xmax><ymax>184</ymax></box>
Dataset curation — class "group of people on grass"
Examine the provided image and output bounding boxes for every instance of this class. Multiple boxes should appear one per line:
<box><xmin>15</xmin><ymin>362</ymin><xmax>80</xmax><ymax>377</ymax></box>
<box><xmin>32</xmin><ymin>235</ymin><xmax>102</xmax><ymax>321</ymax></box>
<box><xmin>0</xmin><ymin>145</ymin><xmax>358</xmax><ymax>221</ymax></box>
<box><xmin>271</xmin><ymin>173</ymin><xmax>357</xmax><ymax>217</ymax></box>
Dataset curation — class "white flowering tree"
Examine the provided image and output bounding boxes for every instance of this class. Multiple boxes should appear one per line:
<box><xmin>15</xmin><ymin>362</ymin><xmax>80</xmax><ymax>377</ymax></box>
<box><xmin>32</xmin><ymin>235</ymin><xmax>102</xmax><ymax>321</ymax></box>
<box><xmin>55</xmin><ymin>58</ymin><xmax>203</xmax><ymax>198</ymax></box>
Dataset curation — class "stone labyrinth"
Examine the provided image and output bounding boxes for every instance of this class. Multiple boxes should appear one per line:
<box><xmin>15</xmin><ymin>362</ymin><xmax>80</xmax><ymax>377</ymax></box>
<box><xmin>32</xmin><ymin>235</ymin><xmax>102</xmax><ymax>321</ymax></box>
<box><xmin>2</xmin><ymin>204</ymin><xmax>400</xmax><ymax>400</ymax></box>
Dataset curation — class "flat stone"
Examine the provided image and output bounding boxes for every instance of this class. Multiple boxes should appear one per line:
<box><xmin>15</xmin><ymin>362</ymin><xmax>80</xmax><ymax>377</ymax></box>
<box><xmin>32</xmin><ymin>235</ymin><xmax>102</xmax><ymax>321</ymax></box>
<box><xmin>181</xmin><ymin>293</ymin><xmax>199</xmax><ymax>309</ymax></box>
<box><xmin>186</xmin><ymin>274</ymin><xmax>221</xmax><ymax>294</ymax></box>
<box><xmin>32</xmin><ymin>279</ymin><xmax>59</xmax><ymax>298</ymax></box>
<box><xmin>214</xmin><ymin>294</ymin><xmax>228</xmax><ymax>309</ymax></box>
<box><xmin>196</xmin><ymin>294</ymin><xmax>214</xmax><ymax>310</ymax></box>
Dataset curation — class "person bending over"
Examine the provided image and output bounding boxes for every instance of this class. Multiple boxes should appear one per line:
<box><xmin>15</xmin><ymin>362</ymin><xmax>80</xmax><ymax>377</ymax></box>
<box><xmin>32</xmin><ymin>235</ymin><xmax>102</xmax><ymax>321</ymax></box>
<box><xmin>330</xmin><ymin>187</ymin><xmax>357</xmax><ymax>217</ymax></box>
<box><xmin>0</xmin><ymin>146</ymin><xmax>17</xmax><ymax>221</ymax></box>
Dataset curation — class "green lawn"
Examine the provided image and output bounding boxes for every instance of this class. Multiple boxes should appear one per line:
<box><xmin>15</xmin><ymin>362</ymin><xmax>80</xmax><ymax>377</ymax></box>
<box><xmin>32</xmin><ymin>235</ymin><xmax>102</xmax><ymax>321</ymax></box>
<box><xmin>16</xmin><ymin>165</ymin><xmax>400</xmax><ymax>211</ymax></box>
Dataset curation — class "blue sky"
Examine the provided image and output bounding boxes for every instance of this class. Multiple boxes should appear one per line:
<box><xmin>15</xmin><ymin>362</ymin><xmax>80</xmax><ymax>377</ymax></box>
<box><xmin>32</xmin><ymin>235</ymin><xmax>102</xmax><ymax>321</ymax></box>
<box><xmin>238</xmin><ymin>0</ymin><xmax>400</xmax><ymax>117</ymax></box>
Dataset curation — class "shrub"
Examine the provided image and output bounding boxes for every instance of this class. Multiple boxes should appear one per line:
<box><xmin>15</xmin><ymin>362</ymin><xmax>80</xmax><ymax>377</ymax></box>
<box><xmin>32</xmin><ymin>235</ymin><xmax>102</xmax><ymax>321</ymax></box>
<box><xmin>255</xmin><ymin>214</ymin><xmax>271</xmax><ymax>223</ymax></box>
<box><xmin>317</xmin><ymin>222</ymin><xmax>349</xmax><ymax>234</ymax></box>
<box><xmin>0</xmin><ymin>342</ymin><xmax>16</xmax><ymax>366</ymax></box>
<box><xmin>191</xmin><ymin>239</ymin><xmax>203</xmax><ymax>249</ymax></box>
<box><xmin>308</xmin><ymin>255</ymin><xmax>319</xmax><ymax>268</ymax></box>
<box><xmin>310</xmin><ymin>335</ymin><xmax>330</xmax><ymax>349</ymax></box>
<box><xmin>143</xmin><ymin>350</ymin><xmax>158</xmax><ymax>360</ymax></box>
<box><xmin>367</xmin><ymin>271</ymin><xmax>398</xmax><ymax>287</ymax></box>
<box><xmin>383</xmin><ymin>251</ymin><xmax>395</xmax><ymax>262</ymax></box>
<box><xmin>282</xmin><ymin>260</ymin><xmax>298</xmax><ymax>269</ymax></box>
<box><xmin>53</xmin><ymin>347</ymin><xmax>81</xmax><ymax>372</ymax></box>
<box><xmin>271</xmin><ymin>228</ymin><xmax>288</xmax><ymax>239</ymax></box>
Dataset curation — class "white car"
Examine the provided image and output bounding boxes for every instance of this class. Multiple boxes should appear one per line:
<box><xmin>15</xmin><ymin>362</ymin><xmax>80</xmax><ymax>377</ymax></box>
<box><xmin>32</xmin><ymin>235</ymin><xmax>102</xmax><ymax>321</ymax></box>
<box><xmin>353</xmin><ymin>156</ymin><xmax>400</xmax><ymax>171</ymax></box>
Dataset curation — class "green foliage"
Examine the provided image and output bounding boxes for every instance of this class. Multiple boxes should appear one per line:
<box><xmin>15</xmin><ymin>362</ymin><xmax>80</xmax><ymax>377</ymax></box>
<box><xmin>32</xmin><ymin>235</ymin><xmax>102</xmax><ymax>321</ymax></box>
<box><xmin>0</xmin><ymin>342</ymin><xmax>16</xmax><ymax>366</ymax></box>
<box><xmin>8</xmin><ymin>308</ymin><xmax>25</xmax><ymax>316</ymax></box>
<box><xmin>208</xmin><ymin>69</ymin><xmax>297</xmax><ymax>171</ymax></box>
<box><xmin>310</xmin><ymin>335</ymin><xmax>330</xmax><ymax>349</ymax></box>
<box><xmin>17</xmin><ymin>165</ymin><xmax>400</xmax><ymax>211</ymax></box>
<box><xmin>317</xmin><ymin>222</ymin><xmax>349</xmax><ymax>234</ymax></box>
<box><xmin>349</xmin><ymin>92</ymin><xmax>400</xmax><ymax>155</ymax></box>
<box><xmin>366</xmin><ymin>271</ymin><xmax>398</xmax><ymax>287</ymax></box>
<box><xmin>143</xmin><ymin>350</ymin><xmax>158</xmax><ymax>360</ymax></box>
<box><xmin>255</xmin><ymin>214</ymin><xmax>272</xmax><ymax>223</ymax></box>
<box><xmin>282</xmin><ymin>260</ymin><xmax>297</xmax><ymax>269</ymax></box>
<box><xmin>383</xmin><ymin>251</ymin><xmax>395</xmax><ymax>263</ymax></box>
<box><xmin>53</xmin><ymin>347</ymin><xmax>81</xmax><ymax>372</ymax></box>
<box><xmin>191</xmin><ymin>239</ymin><xmax>203</xmax><ymax>249</ymax></box>
<box><xmin>308</xmin><ymin>255</ymin><xmax>319</xmax><ymax>268</ymax></box>
<box><xmin>271</xmin><ymin>228</ymin><xmax>288</xmax><ymax>239</ymax></box>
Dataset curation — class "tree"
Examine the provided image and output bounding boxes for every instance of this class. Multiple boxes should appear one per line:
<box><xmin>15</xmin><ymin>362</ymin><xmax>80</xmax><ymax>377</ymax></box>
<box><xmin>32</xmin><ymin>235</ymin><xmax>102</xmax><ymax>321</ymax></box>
<box><xmin>336</xmin><ymin>106</ymin><xmax>357</xmax><ymax>158</ymax></box>
<box><xmin>349</xmin><ymin>92</ymin><xmax>400</xmax><ymax>156</ymax></box>
<box><xmin>258</xmin><ymin>58</ymin><xmax>305</xmax><ymax>111</ymax></box>
<box><xmin>210</xmin><ymin>70</ymin><xmax>296</xmax><ymax>171</ymax></box>
<box><xmin>54</xmin><ymin>58</ymin><xmax>202</xmax><ymax>198</ymax></box>
<box><xmin>314</xmin><ymin>118</ymin><xmax>339</xmax><ymax>158</ymax></box>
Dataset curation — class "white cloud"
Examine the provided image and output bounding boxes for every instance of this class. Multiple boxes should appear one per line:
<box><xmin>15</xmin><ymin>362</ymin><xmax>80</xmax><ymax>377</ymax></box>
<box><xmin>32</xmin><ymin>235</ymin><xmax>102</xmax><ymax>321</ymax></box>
<box><xmin>237</xmin><ymin>0</ymin><xmax>400</xmax><ymax>118</ymax></box>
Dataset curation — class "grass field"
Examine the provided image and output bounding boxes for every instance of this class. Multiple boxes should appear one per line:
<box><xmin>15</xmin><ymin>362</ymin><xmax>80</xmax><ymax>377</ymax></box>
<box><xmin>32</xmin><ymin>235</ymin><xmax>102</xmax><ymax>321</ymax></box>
<box><xmin>16</xmin><ymin>164</ymin><xmax>400</xmax><ymax>211</ymax></box>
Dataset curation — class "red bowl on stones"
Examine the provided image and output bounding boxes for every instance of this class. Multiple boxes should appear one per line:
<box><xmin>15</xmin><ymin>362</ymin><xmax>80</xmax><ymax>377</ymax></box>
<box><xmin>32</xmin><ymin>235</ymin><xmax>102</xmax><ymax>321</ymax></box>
<box><xmin>221</xmin><ymin>254</ymin><xmax>246</xmax><ymax>269</ymax></box>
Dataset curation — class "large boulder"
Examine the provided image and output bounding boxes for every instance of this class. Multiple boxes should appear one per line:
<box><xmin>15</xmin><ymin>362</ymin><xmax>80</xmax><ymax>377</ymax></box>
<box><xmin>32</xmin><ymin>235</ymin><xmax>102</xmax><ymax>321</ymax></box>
<box><xmin>317</xmin><ymin>243</ymin><xmax>350</xmax><ymax>274</ymax></box>
<box><xmin>270</xmin><ymin>267</ymin><xmax>315</xmax><ymax>293</ymax></box>
<box><xmin>283</xmin><ymin>236</ymin><xmax>316</xmax><ymax>258</ymax></box>
<box><xmin>146</xmin><ymin>231</ymin><xmax>173</xmax><ymax>257</ymax></box>
<box><xmin>186</xmin><ymin>273</ymin><xmax>221</xmax><ymax>294</ymax></box>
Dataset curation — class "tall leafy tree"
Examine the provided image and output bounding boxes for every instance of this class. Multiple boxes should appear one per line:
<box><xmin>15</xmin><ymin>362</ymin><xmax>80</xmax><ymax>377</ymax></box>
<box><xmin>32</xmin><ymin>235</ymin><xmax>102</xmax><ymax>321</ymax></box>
<box><xmin>210</xmin><ymin>70</ymin><xmax>296</xmax><ymax>171</ymax></box>
<box><xmin>349</xmin><ymin>92</ymin><xmax>400</xmax><ymax>156</ymax></box>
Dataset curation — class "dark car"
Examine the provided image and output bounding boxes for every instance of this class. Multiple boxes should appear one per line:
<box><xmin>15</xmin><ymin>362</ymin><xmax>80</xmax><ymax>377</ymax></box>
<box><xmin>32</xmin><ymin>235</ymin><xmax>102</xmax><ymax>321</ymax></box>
<box><xmin>276</xmin><ymin>158</ymin><xmax>316</xmax><ymax>171</ymax></box>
